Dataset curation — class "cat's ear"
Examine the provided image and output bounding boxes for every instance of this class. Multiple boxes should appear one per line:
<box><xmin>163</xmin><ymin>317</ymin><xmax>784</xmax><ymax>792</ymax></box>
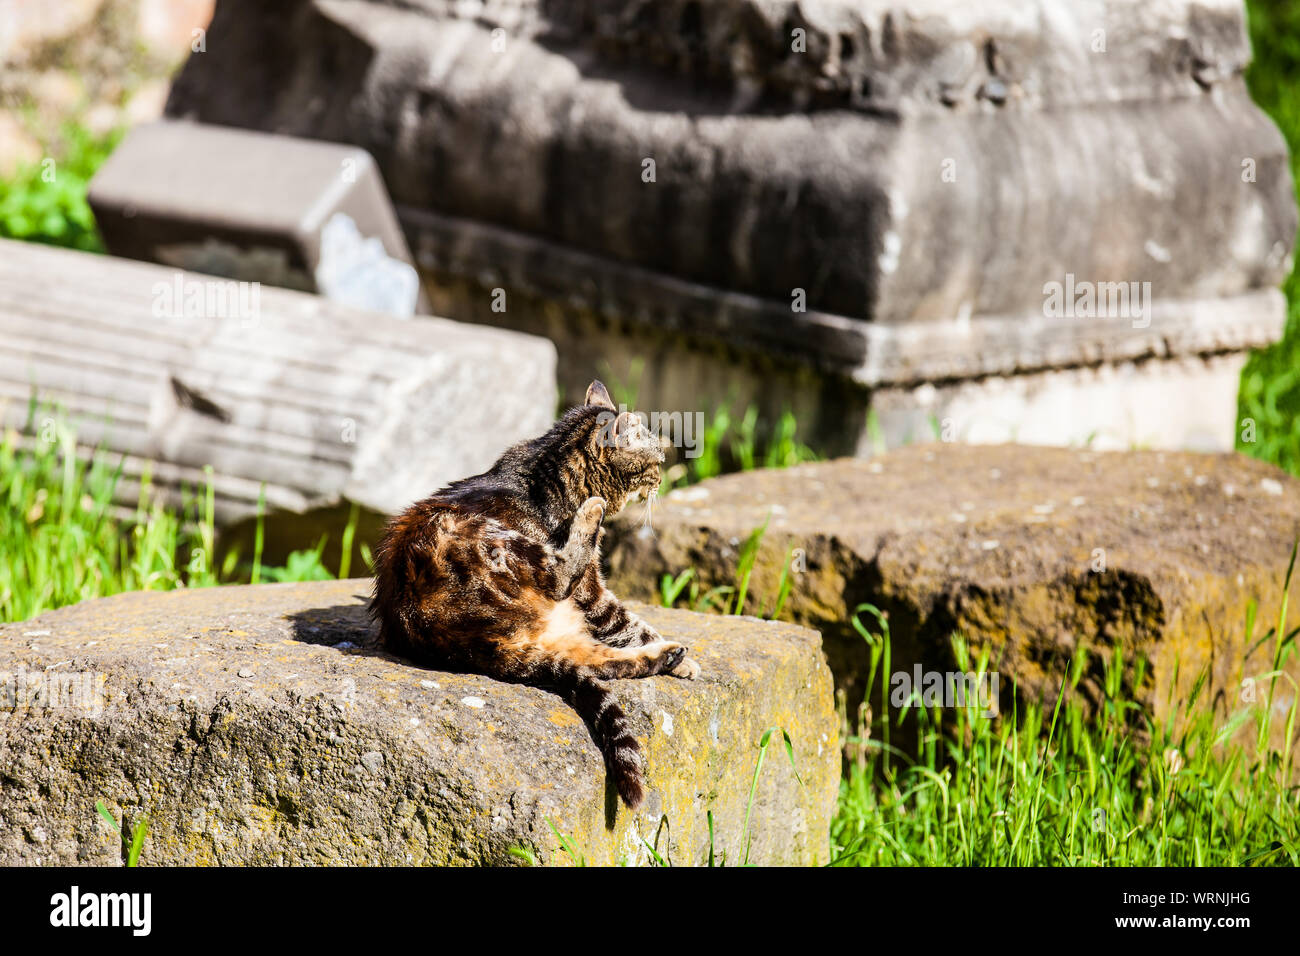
<box><xmin>585</xmin><ymin>380</ymin><xmax>616</xmax><ymax>410</ymax></box>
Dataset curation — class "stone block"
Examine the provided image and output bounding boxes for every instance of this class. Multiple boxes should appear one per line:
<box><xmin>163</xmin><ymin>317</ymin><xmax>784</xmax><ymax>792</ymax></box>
<box><xmin>0</xmin><ymin>580</ymin><xmax>838</xmax><ymax>866</ymax></box>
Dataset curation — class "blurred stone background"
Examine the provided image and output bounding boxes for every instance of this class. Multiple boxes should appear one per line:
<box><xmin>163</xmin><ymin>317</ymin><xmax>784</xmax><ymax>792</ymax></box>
<box><xmin>0</xmin><ymin>0</ymin><xmax>214</xmax><ymax>176</ymax></box>
<box><xmin>4</xmin><ymin>0</ymin><xmax>1300</xmax><ymax>465</ymax></box>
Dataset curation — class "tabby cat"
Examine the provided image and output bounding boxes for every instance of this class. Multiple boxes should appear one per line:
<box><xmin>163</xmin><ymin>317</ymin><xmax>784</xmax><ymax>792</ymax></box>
<box><xmin>370</xmin><ymin>380</ymin><xmax>698</xmax><ymax>808</ymax></box>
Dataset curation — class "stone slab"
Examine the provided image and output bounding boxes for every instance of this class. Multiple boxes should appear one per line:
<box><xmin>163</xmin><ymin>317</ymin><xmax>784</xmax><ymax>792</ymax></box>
<box><xmin>0</xmin><ymin>238</ymin><xmax>556</xmax><ymax>527</ymax></box>
<box><xmin>89</xmin><ymin>120</ymin><xmax>427</xmax><ymax>316</ymax></box>
<box><xmin>605</xmin><ymin>445</ymin><xmax>1300</xmax><ymax>749</ymax></box>
<box><xmin>156</xmin><ymin>0</ymin><xmax>1295</xmax><ymax>459</ymax></box>
<box><xmin>0</xmin><ymin>580</ymin><xmax>838</xmax><ymax>866</ymax></box>
<box><xmin>162</xmin><ymin>0</ymin><xmax>1295</xmax><ymax>377</ymax></box>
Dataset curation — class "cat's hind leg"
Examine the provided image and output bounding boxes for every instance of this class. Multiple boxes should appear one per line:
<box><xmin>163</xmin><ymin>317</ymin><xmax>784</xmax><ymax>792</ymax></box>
<box><xmin>502</xmin><ymin>595</ymin><xmax>692</xmax><ymax>808</ymax></box>
<box><xmin>572</xmin><ymin>565</ymin><xmax>701</xmax><ymax>679</ymax></box>
<box><xmin>517</xmin><ymin>597</ymin><xmax>687</xmax><ymax>680</ymax></box>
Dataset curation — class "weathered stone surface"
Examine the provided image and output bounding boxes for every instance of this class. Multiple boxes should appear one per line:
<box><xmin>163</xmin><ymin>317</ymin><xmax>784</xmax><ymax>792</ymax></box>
<box><xmin>0</xmin><ymin>239</ymin><xmax>556</xmax><ymax>529</ymax></box>
<box><xmin>869</xmin><ymin>352</ymin><xmax>1257</xmax><ymax>454</ymax></box>
<box><xmin>0</xmin><ymin>580</ymin><xmax>837</xmax><ymax>866</ymax></box>
<box><xmin>90</xmin><ymin>120</ymin><xmax>428</xmax><ymax>317</ymax></box>
<box><xmin>606</xmin><ymin>445</ymin><xmax>1300</xmax><ymax>747</ymax></box>
<box><xmin>160</xmin><ymin>0</ymin><xmax>1294</xmax><ymax>454</ymax></box>
<box><xmin>164</xmin><ymin>0</ymin><xmax>1292</xmax><ymax>362</ymax></box>
<box><xmin>386</xmin><ymin>0</ymin><xmax>1254</xmax><ymax>115</ymax></box>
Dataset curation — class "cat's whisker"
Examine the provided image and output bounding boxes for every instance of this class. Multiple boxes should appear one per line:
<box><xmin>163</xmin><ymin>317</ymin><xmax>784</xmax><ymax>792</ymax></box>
<box><xmin>640</xmin><ymin>487</ymin><xmax>657</xmax><ymax>534</ymax></box>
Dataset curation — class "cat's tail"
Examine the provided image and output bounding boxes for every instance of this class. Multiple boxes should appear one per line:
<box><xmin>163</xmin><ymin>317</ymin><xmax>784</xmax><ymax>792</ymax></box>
<box><xmin>555</xmin><ymin>669</ymin><xmax>645</xmax><ymax>809</ymax></box>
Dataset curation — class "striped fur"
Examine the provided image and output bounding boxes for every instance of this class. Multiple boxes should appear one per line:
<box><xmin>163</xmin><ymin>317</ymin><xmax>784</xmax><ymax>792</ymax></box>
<box><xmin>370</xmin><ymin>381</ymin><xmax>698</xmax><ymax>808</ymax></box>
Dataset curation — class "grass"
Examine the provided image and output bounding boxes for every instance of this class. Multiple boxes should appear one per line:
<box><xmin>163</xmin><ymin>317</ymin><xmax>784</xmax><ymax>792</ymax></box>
<box><xmin>595</xmin><ymin>362</ymin><xmax>818</xmax><ymax>494</ymax></box>
<box><xmin>658</xmin><ymin>519</ymin><xmax>796</xmax><ymax>619</ymax></box>
<box><xmin>0</xmin><ymin>393</ymin><xmax>787</xmax><ymax>625</ymax></box>
<box><xmin>1239</xmin><ymin>0</ymin><xmax>1300</xmax><ymax>474</ymax></box>
<box><xmin>0</xmin><ymin>408</ymin><xmax>352</xmax><ymax>624</ymax></box>
<box><xmin>833</xmin><ymin>600</ymin><xmax>1299</xmax><ymax>866</ymax></box>
<box><xmin>673</xmin><ymin>403</ymin><xmax>818</xmax><ymax>489</ymax></box>
<box><xmin>0</xmin><ymin>121</ymin><xmax>119</xmax><ymax>253</ymax></box>
<box><xmin>96</xmin><ymin>800</ymin><xmax>148</xmax><ymax>868</ymax></box>
<box><xmin>659</xmin><ymin>529</ymin><xmax>1300</xmax><ymax>867</ymax></box>
<box><xmin>740</xmin><ymin>726</ymin><xmax>803</xmax><ymax>865</ymax></box>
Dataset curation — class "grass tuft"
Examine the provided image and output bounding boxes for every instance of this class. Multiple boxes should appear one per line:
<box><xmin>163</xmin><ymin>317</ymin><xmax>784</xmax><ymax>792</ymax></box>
<box><xmin>831</xmin><ymin>595</ymin><xmax>1300</xmax><ymax>866</ymax></box>
<box><xmin>0</xmin><ymin>410</ymin><xmax>353</xmax><ymax>623</ymax></box>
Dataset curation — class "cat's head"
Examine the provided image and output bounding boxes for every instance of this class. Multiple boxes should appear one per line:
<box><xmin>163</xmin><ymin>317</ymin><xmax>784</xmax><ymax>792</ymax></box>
<box><xmin>581</xmin><ymin>379</ymin><xmax>664</xmax><ymax>513</ymax></box>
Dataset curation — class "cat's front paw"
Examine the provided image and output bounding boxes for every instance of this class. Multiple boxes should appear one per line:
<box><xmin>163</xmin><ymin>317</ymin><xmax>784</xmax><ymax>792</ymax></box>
<box><xmin>669</xmin><ymin>656</ymin><xmax>700</xmax><ymax>680</ymax></box>
<box><xmin>573</xmin><ymin>497</ymin><xmax>606</xmax><ymax>540</ymax></box>
<box><xmin>644</xmin><ymin>641</ymin><xmax>689</xmax><ymax>675</ymax></box>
